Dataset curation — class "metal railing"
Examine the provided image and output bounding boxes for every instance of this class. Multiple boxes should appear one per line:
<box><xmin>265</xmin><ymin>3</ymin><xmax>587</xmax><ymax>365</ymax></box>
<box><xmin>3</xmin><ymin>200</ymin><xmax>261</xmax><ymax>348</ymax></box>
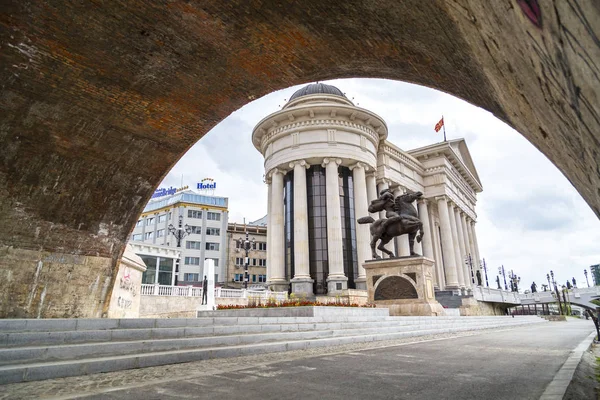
<box><xmin>140</xmin><ymin>284</ymin><xmax>287</xmax><ymax>300</ymax></box>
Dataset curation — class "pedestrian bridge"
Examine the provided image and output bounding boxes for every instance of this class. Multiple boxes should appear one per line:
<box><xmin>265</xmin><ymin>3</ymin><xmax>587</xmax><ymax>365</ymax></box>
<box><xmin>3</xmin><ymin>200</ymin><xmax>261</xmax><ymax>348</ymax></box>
<box><xmin>519</xmin><ymin>287</ymin><xmax>600</xmax><ymax>310</ymax></box>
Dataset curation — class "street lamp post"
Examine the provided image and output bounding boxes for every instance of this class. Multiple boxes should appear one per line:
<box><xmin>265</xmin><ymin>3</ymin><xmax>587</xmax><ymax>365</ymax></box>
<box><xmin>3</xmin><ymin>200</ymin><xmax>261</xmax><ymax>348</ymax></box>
<box><xmin>550</xmin><ymin>270</ymin><xmax>563</xmax><ymax>315</ymax></box>
<box><xmin>482</xmin><ymin>258</ymin><xmax>489</xmax><ymax>287</ymax></box>
<box><xmin>168</xmin><ymin>215</ymin><xmax>191</xmax><ymax>286</ymax></box>
<box><xmin>498</xmin><ymin>265</ymin><xmax>508</xmax><ymax>291</ymax></box>
<box><xmin>584</xmin><ymin>269</ymin><xmax>590</xmax><ymax>287</ymax></box>
<box><xmin>562</xmin><ymin>286</ymin><xmax>570</xmax><ymax>315</ymax></box>
<box><xmin>465</xmin><ymin>254</ymin><xmax>475</xmax><ymax>285</ymax></box>
<box><xmin>236</xmin><ymin>231</ymin><xmax>256</xmax><ymax>289</ymax></box>
<box><xmin>508</xmin><ymin>270</ymin><xmax>520</xmax><ymax>292</ymax></box>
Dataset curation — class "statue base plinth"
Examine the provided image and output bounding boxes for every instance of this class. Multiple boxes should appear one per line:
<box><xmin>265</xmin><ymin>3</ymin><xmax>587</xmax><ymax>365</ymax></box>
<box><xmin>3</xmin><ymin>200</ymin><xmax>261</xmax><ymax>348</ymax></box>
<box><xmin>363</xmin><ymin>256</ymin><xmax>444</xmax><ymax>316</ymax></box>
<box><xmin>326</xmin><ymin>275</ymin><xmax>348</xmax><ymax>294</ymax></box>
<box><xmin>291</xmin><ymin>277</ymin><xmax>314</xmax><ymax>296</ymax></box>
<box><xmin>268</xmin><ymin>280</ymin><xmax>289</xmax><ymax>293</ymax></box>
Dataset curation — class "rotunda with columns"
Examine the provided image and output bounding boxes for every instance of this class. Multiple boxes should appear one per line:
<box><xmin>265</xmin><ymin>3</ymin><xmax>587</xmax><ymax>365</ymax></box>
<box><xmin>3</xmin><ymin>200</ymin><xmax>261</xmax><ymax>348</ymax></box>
<box><xmin>252</xmin><ymin>83</ymin><xmax>483</xmax><ymax>297</ymax></box>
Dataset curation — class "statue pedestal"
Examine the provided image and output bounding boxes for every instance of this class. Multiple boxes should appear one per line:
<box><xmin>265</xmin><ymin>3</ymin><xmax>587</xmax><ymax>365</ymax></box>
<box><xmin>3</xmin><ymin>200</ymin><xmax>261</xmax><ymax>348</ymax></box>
<box><xmin>363</xmin><ymin>256</ymin><xmax>444</xmax><ymax>316</ymax></box>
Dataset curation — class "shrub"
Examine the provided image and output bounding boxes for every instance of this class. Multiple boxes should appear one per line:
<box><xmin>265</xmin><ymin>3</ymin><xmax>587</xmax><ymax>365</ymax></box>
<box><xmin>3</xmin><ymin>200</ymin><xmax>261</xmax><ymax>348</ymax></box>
<box><xmin>216</xmin><ymin>299</ymin><xmax>376</xmax><ymax>310</ymax></box>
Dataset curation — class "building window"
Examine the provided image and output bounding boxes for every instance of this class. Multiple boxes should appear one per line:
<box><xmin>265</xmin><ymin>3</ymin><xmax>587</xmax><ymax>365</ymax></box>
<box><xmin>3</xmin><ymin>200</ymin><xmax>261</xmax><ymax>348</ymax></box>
<box><xmin>158</xmin><ymin>215</ymin><xmax>167</xmax><ymax>223</ymax></box>
<box><xmin>184</xmin><ymin>273</ymin><xmax>199</xmax><ymax>282</ymax></box>
<box><xmin>185</xmin><ymin>257</ymin><xmax>200</xmax><ymax>265</ymax></box>
<box><xmin>234</xmin><ymin>274</ymin><xmax>243</xmax><ymax>282</ymax></box>
<box><xmin>146</xmin><ymin>217</ymin><xmax>155</xmax><ymax>226</ymax></box>
<box><xmin>256</xmin><ymin>242</ymin><xmax>267</xmax><ymax>251</ymax></box>
<box><xmin>339</xmin><ymin>166</ymin><xmax>358</xmax><ymax>288</ymax></box>
<box><xmin>205</xmin><ymin>258</ymin><xmax>219</xmax><ymax>267</ymax></box>
<box><xmin>252</xmin><ymin>274</ymin><xmax>257</xmax><ymax>282</ymax></box>
<box><xmin>156</xmin><ymin>229</ymin><xmax>165</xmax><ymax>238</ymax></box>
<box><xmin>307</xmin><ymin>165</ymin><xmax>328</xmax><ymax>294</ymax></box>
<box><xmin>140</xmin><ymin>256</ymin><xmax>174</xmax><ymax>286</ymax></box>
<box><xmin>144</xmin><ymin>231</ymin><xmax>154</xmax><ymax>240</ymax></box>
<box><xmin>189</xmin><ymin>225</ymin><xmax>201</xmax><ymax>234</ymax></box>
<box><xmin>136</xmin><ymin>220</ymin><xmax>143</xmax><ymax>227</ymax></box>
<box><xmin>258</xmin><ymin>274</ymin><xmax>267</xmax><ymax>283</ymax></box>
<box><xmin>205</xmin><ymin>242</ymin><xmax>220</xmax><ymax>251</ymax></box>
<box><xmin>132</xmin><ymin>233</ymin><xmax>142</xmax><ymax>241</ymax></box>
<box><xmin>258</xmin><ymin>259</ymin><xmax>266</xmax><ymax>267</ymax></box>
<box><xmin>188</xmin><ymin>210</ymin><xmax>202</xmax><ymax>219</ymax></box>
<box><xmin>207</xmin><ymin>212</ymin><xmax>221</xmax><ymax>221</ymax></box>
<box><xmin>206</xmin><ymin>227</ymin><xmax>220</xmax><ymax>236</ymax></box>
<box><xmin>235</xmin><ymin>257</ymin><xmax>244</xmax><ymax>266</ymax></box>
<box><xmin>186</xmin><ymin>241</ymin><xmax>202</xmax><ymax>250</ymax></box>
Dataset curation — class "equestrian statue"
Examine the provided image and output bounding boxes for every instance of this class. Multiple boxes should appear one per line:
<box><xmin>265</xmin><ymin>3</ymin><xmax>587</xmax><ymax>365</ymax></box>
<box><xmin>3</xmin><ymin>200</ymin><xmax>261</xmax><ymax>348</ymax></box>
<box><xmin>357</xmin><ymin>189</ymin><xmax>424</xmax><ymax>259</ymax></box>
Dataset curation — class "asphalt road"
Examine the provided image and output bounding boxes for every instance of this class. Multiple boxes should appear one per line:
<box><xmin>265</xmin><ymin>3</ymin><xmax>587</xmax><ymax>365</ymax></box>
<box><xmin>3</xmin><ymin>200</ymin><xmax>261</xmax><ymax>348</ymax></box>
<box><xmin>77</xmin><ymin>319</ymin><xmax>594</xmax><ymax>400</ymax></box>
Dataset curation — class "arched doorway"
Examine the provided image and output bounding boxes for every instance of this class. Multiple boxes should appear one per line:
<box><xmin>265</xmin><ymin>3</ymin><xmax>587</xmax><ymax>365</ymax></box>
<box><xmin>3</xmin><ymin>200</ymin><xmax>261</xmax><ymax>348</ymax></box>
<box><xmin>0</xmin><ymin>1</ymin><xmax>598</xmax><ymax>317</ymax></box>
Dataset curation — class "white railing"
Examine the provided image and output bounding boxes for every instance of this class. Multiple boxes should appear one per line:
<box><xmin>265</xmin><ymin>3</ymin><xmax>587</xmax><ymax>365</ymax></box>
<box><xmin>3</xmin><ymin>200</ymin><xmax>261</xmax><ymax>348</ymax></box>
<box><xmin>140</xmin><ymin>284</ymin><xmax>287</xmax><ymax>301</ymax></box>
<box><xmin>472</xmin><ymin>286</ymin><xmax>521</xmax><ymax>304</ymax></box>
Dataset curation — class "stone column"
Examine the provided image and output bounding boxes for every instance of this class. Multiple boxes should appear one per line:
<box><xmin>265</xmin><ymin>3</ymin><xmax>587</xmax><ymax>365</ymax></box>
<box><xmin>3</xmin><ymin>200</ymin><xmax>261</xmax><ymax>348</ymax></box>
<box><xmin>417</xmin><ymin>199</ymin><xmax>434</xmax><ymax>260</ymax></box>
<box><xmin>465</xmin><ymin>217</ymin><xmax>480</xmax><ymax>282</ymax></box>
<box><xmin>393</xmin><ymin>186</ymin><xmax>410</xmax><ymax>256</ymax></box>
<box><xmin>268</xmin><ymin>168</ymin><xmax>288</xmax><ymax>291</ymax></box>
<box><xmin>413</xmin><ymin>200</ymin><xmax>423</xmax><ymax>255</ymax></box>
<box><xmin>460</xmin><ymin>213</ymin><xmax>474</xmax><ymax>288</ymax></box>
<box><xmin>289</xmin><ymin>160</ymin><xmax>313</xmax><ymax>295</ymax></box>
<box><xmin>266</xmin><ymin>178</ymin><xmax>272</xmax><ymax>282</ymax></box>
<box><xmin>366</xmin><ymin>173</ymin><xmax>379</xmax><ymax>258</ymax></box>
<box><xmin>469</xmin><ymin>220</ymin><xmax>482</xmax><ymax>278</ymax></box>
<box><xmin>448</xmin><ymin>202</ymin><xmax>465</xmax><ymax>289</ymax></box>
<box><xmin>323</xmin><ymin>158</ymin><xmax>347</xmax><ymax>293</ymax></box>
<box><xmin>377</xmin><ymin>180</ymin><xmax>394</xmax><ymax>258</ymax></box>
<box><xmin>436</xmin><ymin>196</ymin><xmax>459</xmax><ymax>289</ymax></box>
<box><xmin>350</xmin><ymin>162</ymin><xmax>370</xmax><ymax>290</ymax></box>
<box><xmin>454</xmin><ymin>207</ymin><xmax>470</xmax><ymax>290</ymax></box>
<box><xmin>431</xmin><ymin>219</ymin><xmax>446</xmax><ymax>290</ymax></box>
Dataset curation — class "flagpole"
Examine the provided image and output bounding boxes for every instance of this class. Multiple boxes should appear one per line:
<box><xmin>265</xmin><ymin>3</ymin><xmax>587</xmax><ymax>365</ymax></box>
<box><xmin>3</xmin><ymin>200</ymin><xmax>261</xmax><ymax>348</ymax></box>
<box><xmin>442</xmin><ymin>115</ymin><xmax>447</xmax><ymax>142</ymax></box>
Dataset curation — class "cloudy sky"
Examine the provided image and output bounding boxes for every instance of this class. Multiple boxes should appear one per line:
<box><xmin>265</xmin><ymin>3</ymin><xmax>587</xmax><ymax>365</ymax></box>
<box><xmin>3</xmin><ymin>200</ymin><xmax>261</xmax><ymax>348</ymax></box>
<box><xmin>159</xmin><ymin>78</ymin><xmax>600</xmax><ymax>293</ymax></box>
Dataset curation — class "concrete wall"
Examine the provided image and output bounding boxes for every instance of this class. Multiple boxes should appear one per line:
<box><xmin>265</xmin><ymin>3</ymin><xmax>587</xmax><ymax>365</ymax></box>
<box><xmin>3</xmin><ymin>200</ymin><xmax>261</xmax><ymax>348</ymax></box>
<box><xmin>0</xmin><ymin>247</ymin><xmax>113</xmax><ymax>318</ymax></box>
<box><xmin>140</xmin><ymin>296</ymin><xmax>252</xmax><ymax>318</ymax></box>
<box><xmin>106</xmin><ymin>245</ymin><xmax>146</xmax><ymax>319</ymax></box>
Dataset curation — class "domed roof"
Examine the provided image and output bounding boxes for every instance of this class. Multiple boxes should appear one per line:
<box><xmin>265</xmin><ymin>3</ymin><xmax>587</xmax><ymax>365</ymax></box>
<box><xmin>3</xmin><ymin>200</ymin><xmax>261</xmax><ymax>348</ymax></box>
<box><xmin>288</xmin><ymin>83</ymin><xmax>346</xmax><ymax>101</ymax></box>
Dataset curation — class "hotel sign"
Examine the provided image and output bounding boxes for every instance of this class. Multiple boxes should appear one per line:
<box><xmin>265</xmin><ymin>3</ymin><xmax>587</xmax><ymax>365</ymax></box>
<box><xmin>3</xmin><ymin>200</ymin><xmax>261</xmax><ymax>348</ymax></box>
<box><xmin>151</xmin><ymin>186</ymin><xmax>177</xmax><ymax>199</ymax></box>
<box><xmin>197</xmin><ymin>178</ymin><xmax>217</xmax><ymax>191</ymax></box>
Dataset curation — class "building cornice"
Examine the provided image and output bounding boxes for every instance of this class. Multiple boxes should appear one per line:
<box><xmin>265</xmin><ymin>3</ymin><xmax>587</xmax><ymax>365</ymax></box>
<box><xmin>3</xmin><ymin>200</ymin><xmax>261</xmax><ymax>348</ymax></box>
<box><xmin>380</xmin><ymin>142</ymin><xmax>425</xmax><ymax>175</ymax></box>
<box><xmin>252</xmin><ymin>103</ymin><xmax>388</xmax><ymax>152</ymax></box>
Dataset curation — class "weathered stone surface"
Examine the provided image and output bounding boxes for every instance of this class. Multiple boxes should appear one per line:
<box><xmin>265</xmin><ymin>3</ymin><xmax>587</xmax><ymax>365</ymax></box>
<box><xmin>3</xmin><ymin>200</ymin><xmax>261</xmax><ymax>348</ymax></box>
<box><xmin>0</xmin><ymin>1</ymin><xmax>598</xmax><ymax>316</ymax></box>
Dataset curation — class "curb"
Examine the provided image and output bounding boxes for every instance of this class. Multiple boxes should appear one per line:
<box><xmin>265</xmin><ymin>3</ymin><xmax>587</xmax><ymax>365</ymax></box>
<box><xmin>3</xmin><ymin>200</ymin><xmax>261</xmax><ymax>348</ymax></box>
<box><xmin>539</xmin><ymin>331</ymin><xmax>596</xmax><ymax>400</ymax></box>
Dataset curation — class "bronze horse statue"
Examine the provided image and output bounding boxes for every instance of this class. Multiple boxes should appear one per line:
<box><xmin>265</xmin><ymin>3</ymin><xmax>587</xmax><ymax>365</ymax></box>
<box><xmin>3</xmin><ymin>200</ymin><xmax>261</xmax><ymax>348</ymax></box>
<box><xmin>357</xmin><ymin>190</ymin><xmax>424</xmax><ymax>259</ymax></box>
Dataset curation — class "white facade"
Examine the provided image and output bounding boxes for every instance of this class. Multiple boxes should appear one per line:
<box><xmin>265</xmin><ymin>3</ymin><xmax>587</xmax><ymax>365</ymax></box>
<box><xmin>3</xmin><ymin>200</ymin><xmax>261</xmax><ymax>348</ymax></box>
<box><xmin>130</xmin><ymin>189</ymin><xmax>229</xmax><ymax>284</ymax></box>
<box><xmin>252</xmin><ymin>83</ymin><xmax>483</xmax><ymax>296</ymax></box>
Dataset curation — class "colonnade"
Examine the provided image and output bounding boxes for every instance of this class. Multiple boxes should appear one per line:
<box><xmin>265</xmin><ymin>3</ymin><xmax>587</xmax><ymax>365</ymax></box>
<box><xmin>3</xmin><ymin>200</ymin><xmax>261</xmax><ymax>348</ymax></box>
<box><xmin>265</xmin><ymin>159</ymin><xmax>482</xmax><ymax>295</ymax></box>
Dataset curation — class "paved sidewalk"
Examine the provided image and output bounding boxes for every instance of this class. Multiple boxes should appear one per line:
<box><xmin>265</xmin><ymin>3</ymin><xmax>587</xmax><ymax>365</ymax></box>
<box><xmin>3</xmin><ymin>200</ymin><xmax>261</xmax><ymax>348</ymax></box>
<box><xmin>0</xmin><ymin>319</ymin><xmax>594</xmax><ymax>400</ymax></box>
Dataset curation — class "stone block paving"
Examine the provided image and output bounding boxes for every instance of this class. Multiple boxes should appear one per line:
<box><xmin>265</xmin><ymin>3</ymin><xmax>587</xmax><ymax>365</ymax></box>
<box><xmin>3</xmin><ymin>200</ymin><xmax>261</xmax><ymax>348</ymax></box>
<box><xmin>0</xmin><ymin>330</ymin><xmax>483</xmax><ymax>399</ymax></box>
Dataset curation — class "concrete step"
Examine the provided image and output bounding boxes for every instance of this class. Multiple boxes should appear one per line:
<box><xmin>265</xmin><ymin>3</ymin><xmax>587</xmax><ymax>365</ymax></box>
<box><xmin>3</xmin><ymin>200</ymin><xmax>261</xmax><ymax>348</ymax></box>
<box><xmin>0</xmin><ymin>318</ymin><xmax>544</xmax><ymax>366</ymax></box>
<box><xmin>0</xmin><ymin>316</ymin><xmax>546</xmax><ymax>384</ymax></box>
<box><xmin>0</xmin><ymin>316</ymin><xmax>543</xmax><ymax>348</ymax></box>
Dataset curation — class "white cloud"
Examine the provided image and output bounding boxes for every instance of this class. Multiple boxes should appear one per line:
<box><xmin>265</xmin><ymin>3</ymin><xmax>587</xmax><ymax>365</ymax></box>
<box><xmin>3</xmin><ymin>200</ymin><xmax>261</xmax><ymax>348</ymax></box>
<box><xmin>158</xmin><ymin>78</ymin><xmax>600</xmax><ymax>291</ymax></box>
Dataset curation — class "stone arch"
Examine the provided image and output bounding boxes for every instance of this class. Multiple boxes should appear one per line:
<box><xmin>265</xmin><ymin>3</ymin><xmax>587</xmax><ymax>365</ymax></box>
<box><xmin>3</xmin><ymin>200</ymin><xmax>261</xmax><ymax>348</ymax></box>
<box><xmin>0</xmin><ymin>1</ymin><xmax>598</xmax><ymax>317</ymax></box>
<box><xmin>374</xmin><ymin>274</ymin><xmax>419</xmax><ymax>301</ymax></box>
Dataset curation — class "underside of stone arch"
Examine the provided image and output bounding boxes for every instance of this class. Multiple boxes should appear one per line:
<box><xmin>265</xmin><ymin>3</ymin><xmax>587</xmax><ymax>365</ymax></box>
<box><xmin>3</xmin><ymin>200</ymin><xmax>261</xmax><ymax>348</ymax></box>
<box><xmin>0</xmin><ymin>0</ymin><xmax>598</xmax><ymax>317</ymax></box>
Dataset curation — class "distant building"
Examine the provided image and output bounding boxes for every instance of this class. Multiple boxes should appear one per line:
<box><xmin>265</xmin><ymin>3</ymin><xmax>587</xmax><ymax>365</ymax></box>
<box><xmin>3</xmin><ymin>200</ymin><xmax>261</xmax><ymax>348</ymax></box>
<box><xmin>225</xmin><ymin>216</ymin><xmax>268</xmax><ymax>288</ymax></box>
<box><xmin>591</xmin><ymin>264</ymin><xmax>600</xmax><ymax>286</ymax></box>
<box><xmin>129</xmin><ymin>188</ymin><xmax>229</xmax><ymax>285</ymax></box>
<box><xmin>252</xmin><ymin>83</ymin><xmax>483</xmax><ymax>296</ymax></box>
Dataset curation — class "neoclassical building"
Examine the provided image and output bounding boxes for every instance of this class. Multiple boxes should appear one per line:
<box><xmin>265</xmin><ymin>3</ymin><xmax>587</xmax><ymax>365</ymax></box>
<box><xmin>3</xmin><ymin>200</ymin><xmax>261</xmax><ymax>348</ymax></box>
<box><xmin>252</xmin><ymin>83</ymin><xmax>483</xmax><ymax>296</ymax></box>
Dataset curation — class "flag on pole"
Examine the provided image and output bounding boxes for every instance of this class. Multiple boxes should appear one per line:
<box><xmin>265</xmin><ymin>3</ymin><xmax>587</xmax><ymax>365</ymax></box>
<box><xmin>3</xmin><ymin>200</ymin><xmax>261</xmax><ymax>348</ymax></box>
<box><xmin>434</xmin><ymin>117</ymin><xmax>444</xmax><ymax>132</ymax></box>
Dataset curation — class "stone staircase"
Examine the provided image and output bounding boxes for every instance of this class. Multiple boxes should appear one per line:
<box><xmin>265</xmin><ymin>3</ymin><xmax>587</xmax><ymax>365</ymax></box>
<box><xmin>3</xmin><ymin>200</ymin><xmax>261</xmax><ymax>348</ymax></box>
<box><xmin>0</xmin><ymin>307</ymin><xmax>546</xmax><ymax>385</ymax></box>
